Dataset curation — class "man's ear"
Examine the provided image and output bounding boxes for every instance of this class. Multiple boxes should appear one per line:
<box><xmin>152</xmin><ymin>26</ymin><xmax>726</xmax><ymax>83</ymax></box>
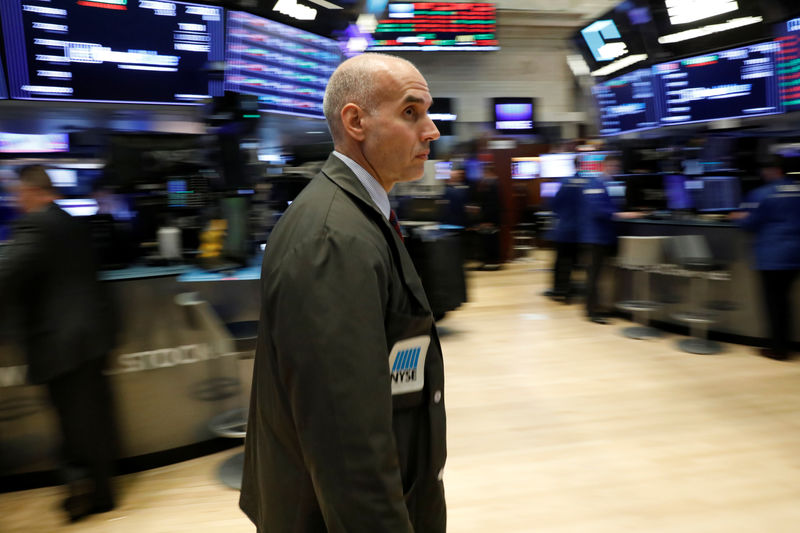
<box><xmin>341</xmin><ymin>103</ymin><xmax>367</xmax><ymax>142</ymax></box>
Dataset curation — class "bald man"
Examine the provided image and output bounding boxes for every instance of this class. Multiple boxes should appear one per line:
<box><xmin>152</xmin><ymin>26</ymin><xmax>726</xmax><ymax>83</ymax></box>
<box><xmin>240</xmin><ymin>54</ymin><xmax>446</xmax><ymax>532</ymax></box>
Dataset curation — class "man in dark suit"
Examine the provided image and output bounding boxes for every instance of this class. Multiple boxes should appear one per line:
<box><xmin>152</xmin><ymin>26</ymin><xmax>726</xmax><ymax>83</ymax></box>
<box><xmin>0</xmin><ymin>165</ymin><xmax>117</xmax><ymax>522</ymax></box>
<box><xmin>240</xmin><ymin>53</ymin><xmax>446</xmax><ymax>532</ymax></box>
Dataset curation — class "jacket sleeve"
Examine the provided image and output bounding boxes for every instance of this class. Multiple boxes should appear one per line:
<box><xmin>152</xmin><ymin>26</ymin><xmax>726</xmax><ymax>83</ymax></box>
<box><xmin>738</xmin><ymin>188</ymin><xmax>768</xmax><ymax>232</ymax></box>
<box><xmin>269</xmin><ymin>228</ymin><xmax>413</xmax><ymax>533</ymax></box>
<box><xmin>0</xmin><ymin>219</ymin><xmax>45</xmax><ymax>294</ymax></box>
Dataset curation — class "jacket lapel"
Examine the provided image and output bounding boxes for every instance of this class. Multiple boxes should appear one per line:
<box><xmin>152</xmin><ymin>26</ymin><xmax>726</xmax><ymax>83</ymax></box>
<box><xmin>320</xmin><ymin>154</ymin><xmax>431</xmax><ymax>312</ymax></box>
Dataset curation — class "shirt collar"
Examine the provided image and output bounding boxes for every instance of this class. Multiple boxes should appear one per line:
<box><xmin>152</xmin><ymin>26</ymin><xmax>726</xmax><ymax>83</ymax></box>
<box><xmin>333</xmin><ymin>151</ymin><xmax>391</xmax><ymax>220</ymax></box>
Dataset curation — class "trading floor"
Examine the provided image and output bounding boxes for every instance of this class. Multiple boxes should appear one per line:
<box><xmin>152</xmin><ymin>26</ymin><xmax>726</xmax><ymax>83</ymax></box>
<box><xmin>3</xmin><ymin>251</ymin><xmax>800</xmax><ymax>533</ymax></box>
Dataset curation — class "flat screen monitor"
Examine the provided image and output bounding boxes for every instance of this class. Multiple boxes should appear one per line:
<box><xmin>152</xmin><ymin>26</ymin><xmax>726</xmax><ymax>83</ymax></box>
<box><xmin>0</xmin><ymin>132</ymin><xmax>68</xmax><ymax>153</ymax></box>
<box><xmin>434</xmin><ymin>161</ymin><xmax>452</xmax><ymax>180</ymax></box>
<box><xmin>571</xmin><ymin>3</ymin><xmax>651</xmax><ymax>78</ymax></box>
<box><xmin>366</xmin><ymin>2</ymin><xmax>499</xmax><ymax>51</ymax></box>
<box><xmin>539</xmin><ymin>153</ymin><xmax>576</xmax><ymax>178</ymax></box>
<box><xmin>592</xmin><ymin>68</ymin><xmax>660</xmax><ymax>136</ymax></box>
<box><xmin>696</xmin><ymin>175</ymin><xmax>741</xmax><ymax>211</ymax></box>
<box><xmin>653</xmin><ymin>41</ymin><xmax>782</xmax><ymax>126</ymax></box>
<box><xmin>664</xmin><ymin>174</ymin><xmax>692</xmax><ymax>210</ymax></box>
<box><xmin>623</xmin><ymin>173</ymin><xmax>666</xmax><ymax>210</ymax></box>
<box><xmin>0</xmin><ymin>0</ymin><xmax>224</xmax><ymax>104</ymax></box>
<box><xmin>540</xmin><ymin>181</ymin><xmax>561</xmax><ymax>198</ymax></box>
<box><xmin>47</xmin><ymin>168</ymin><xmax>78</xmax><ymax>188</ymax></box>
<box><xmin>55</xmin><ymin>198</ymin><xmax>98</xmax><ymax>217</ymax></box>
<box><xmin>493</xmin><ymin>97</ymin><xmax>535</xmax><ymax>134</ymax></box>
<box><xmin>577</xmin><ymin>151</ymin><xmax>613</xmax><ymax>177</ymax></box>
<box><xmin>224</xmin><ymin>10</ymin><xmax>342</xmax><ymax>119</ymax></box>
<box><xmin>511</xmin><ymin>157</ymin><xmax>540</xmax><ymax>180</ymax></box>
<box><xmin>776</xmin><ymin>17</ymin><xmax>800</xmax><ymax>111</ymax></box>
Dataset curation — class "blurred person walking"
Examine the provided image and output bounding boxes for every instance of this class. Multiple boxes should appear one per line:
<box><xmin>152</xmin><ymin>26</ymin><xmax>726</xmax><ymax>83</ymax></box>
<box><xmin>0</xmin><ymin>165</ymin><xmax>118</xmax><ymax>522</ymax></box>
<box><xmin>733</xmin><ymin>156</ymin><xmax>800</xmax><ymax>360</ymax></box>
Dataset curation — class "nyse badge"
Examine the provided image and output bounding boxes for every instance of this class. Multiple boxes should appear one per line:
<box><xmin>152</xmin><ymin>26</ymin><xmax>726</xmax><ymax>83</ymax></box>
<box><xmin>388</xmin><ymin>335</ymin><xmax>431</xmax><ymax>395</ymax></box>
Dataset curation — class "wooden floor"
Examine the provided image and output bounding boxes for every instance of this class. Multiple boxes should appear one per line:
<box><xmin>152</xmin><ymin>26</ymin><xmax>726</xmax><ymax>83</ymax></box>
<box><xmin>4</xmin><ymin>251</ymin><xmax>800</xmax><ymax>532</ymax></box>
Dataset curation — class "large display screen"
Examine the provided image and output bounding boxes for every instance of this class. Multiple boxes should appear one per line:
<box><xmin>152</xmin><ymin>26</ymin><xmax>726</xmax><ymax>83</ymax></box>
<box><xmin>652</xmin><ymin>41</ymin><xmax>781</xmax><ymax>126</ymax></box>
<box><xmin>224</xmin><ymin>10</ymin><xmax>342</xmax><ymax>119</ymax></box>
<box><xmin>0</xmin><ymin>0</ymin><xmax>224</xmax><ymax>104</ymax></box>
<box><xmin>593</xmin><ymin>68</ymin><xmax>660</xmax><ymax>135</ymax></box>
<box><xmin>0</xmin><ymin>132</ymin><xmax>68</xmax><ymax>153</ymax></box>
<box><xmin>367</xmin><ymin>2</ymin><xmax>499</xmax><ymax>51</ymax></box>
<box><xmin>776</xmin><ymin>17</ymin><xmax>800</xmax><ymax>111</ymax></box>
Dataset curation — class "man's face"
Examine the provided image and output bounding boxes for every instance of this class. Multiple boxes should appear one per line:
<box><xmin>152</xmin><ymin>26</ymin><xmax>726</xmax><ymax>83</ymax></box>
<box><xmin>360</xmin><ymin>64</ymin><xmax>440</xmax><ymax>189</ymax></box>
<box><xmin>15</xmin><ymin>184</ymin><xmax>39</xmax><ymax>214</ymax></box>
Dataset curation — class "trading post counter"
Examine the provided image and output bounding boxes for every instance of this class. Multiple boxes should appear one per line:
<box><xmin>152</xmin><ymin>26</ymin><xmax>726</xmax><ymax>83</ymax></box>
<box><xmin>0</xmin><ymin>264</ymin><xmax>260</xmax><ymax>484</ymax></box>
<box><xmin>610</xmin><ymin>218</ymin><xmax>800</xmax><ymax>344</ymax></box>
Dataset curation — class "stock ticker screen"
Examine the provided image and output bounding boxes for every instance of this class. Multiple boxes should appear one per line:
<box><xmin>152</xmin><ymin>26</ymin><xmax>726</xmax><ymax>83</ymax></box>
<box><xmin>367</xmin><ymin>2</ymin><xmax>499</xmax><ymax>51</ymax></box>
<box><xmin>224</xmin><ymin>10</ymin><xmax>342</xmax><ymax>119</ymax></box>
<box><xmin>776</xmin><ymin>17</ymin><xmax>800</xmax><ymax>111</ymax></box>
<box><xmin>592</xmin><ymin>68</ymin><xmax>660</xmax><ymax>135</ymax></box>
<box><xmin>0</xmin><ymin>0</ymin><xmax>224</xmax><ymax>104</ymax></box>
<box><xmin>653</xmin><ymin>41</ymin><xmax>782</xmax><ymax>126</ymax></box>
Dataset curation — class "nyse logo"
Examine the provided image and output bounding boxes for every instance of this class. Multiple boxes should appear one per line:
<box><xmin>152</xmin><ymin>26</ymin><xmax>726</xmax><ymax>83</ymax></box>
<box><xmin>581</xmin><ymin>20</ymin><xmax>628</xmax><ymax>62</ymax></box>
<box><xmin>389</xmin><ymin>336</ymin><xmax>430</xmax><ymax>396</ymax></box>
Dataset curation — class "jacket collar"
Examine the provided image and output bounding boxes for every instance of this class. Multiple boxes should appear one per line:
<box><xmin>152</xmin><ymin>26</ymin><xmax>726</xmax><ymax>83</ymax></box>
<box><xmin>320</xmin><ymin>153</ymin><xmax>431</xmax><ymax>312</ymax></box>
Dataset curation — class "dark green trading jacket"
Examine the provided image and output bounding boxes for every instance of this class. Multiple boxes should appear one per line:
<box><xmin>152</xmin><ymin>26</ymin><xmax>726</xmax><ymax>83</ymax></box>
<box><xmin>240</xmin><ymin>154</ymin><xmax>447</xmax><ymax>532</ymax></box>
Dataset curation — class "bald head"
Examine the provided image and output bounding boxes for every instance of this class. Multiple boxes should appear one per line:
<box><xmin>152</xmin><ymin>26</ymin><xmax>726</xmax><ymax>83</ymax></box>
<box><xmin>323</xmin><ymin>53</ymin><xmax>419</xmax><ymax>142</ymax></box>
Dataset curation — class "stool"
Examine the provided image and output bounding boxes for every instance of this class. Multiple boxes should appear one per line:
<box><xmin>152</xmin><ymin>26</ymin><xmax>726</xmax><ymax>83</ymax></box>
<box><xmin>668</xmin><ymin>235</ymin><xmax>729</xmax><ymax>355</ymax></box>
<box><xmin>175</xmin><ymin>293</ymin><xmax>258</xmax><ymax>490</ymax></box>
<box><xmin>615</xmin><ymin>236</ymin><xmax>669</xmax><ymax>339</ymax></box>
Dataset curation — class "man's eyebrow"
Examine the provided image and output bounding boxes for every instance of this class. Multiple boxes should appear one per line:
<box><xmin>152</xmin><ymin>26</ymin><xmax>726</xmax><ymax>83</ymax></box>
<box><xmin>402</xmin><ymin>95</ymin><xmax>427</xmax><ymax>105</ymax></box>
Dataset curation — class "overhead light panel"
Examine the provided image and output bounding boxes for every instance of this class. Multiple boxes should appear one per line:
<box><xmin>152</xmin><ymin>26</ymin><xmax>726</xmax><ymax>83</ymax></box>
<box><xmin>666</xmin><ymin>0</ymin><xmax>739</xmax><ymax>26</ymax></box>
<box><xmin>658</xmin><ymin>16</ymin><xmax>762</xmax><ymax>44</ymax></box>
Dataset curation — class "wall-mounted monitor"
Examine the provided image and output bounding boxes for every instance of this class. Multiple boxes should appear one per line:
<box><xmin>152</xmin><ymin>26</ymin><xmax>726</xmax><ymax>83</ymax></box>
<box><xmin>511</xmin><ymin>157</ymin><xmax>540</xmax><ymax>180</ymax></box>
<box><xmin>367</xmin><ymin>2</ymin><xmax>499</xmax><ymax>51</ymax></box>
<box><xmin>224</xmin><ymin>10</ymin><xmax>342</xmax><ymax>119</ymax></box>
<box><xmin>493</xmin><ymin>97</ymin><xmax>535</xmax><ymax>134</ymax></box>
<box><xmin>652</xmin><ymin>41</ymin><xmax>781</xmax><ymax>126</ymax></box>
<box><xmin>0</xmin><ymin>0</ymin><xmax>224</xmax><ymax>104</ymax></box>
<box><xmin>0</xmin><ymin>132</ymin><xmax>68</xmax><ymax>153</ymax></box>
<box><xmin>539</xmin><ymin>153</ymin><xmax>576</xmax><ymax>178</ymax></box>
<box><xmin>592</xmin><ymin>68</ymin><xmax>660</xmax><ymax>135</ymax></box>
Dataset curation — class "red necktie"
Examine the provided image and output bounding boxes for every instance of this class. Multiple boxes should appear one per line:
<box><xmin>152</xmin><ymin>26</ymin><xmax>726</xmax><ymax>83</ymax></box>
<box><xmin>389</xmin><ymin>210</ymin><xmax>404</xmax><ymax>242</ymax></box>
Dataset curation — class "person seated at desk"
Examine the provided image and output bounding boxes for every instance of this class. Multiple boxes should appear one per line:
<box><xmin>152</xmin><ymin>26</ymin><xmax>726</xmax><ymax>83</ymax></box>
<box><xmin>731</xmin><ymin>155</ymin><xmax>800</xmax><ymax>361</ymax></box>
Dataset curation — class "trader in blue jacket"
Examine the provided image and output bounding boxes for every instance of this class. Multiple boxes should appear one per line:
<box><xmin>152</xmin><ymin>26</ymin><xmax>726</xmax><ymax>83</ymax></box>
<box><xmin>734</xmin><ymin>155</ymin><xmax>800</xmax><ymax>360</ymax></box>
<box><xmin>548</xmin><ymin>162</ymin><xmax>585</xmax><ymax>302</ymax></box>
<box><xmin>580</xmin><ymin>156</ymin><xmax>622</xmax><ymax>324</ymax></box>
